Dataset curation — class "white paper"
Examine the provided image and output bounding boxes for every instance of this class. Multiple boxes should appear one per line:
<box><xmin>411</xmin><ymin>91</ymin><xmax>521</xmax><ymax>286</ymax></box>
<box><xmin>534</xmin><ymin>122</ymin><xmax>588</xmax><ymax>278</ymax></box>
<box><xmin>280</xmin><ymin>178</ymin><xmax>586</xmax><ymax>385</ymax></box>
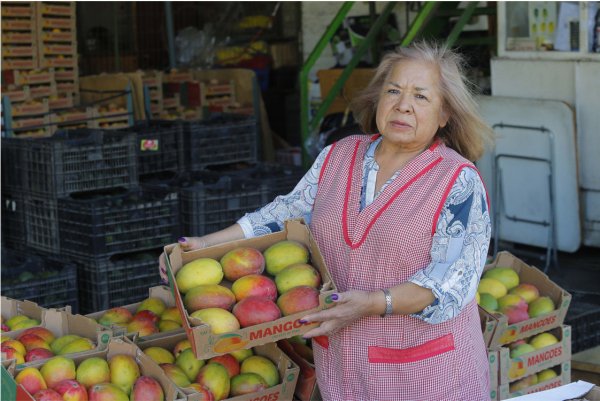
<box><xmin>509</xmin><ymin>380</ymin><xmax>595</xmax><ymax>401</ymax></box>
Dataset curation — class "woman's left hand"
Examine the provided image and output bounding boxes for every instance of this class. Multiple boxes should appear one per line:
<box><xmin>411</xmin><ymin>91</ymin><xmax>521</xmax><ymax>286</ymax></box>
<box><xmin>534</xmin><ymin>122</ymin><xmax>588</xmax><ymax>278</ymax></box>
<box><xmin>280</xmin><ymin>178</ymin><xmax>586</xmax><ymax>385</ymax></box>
<box><xmin>300</xmin><ymin>290</ymin><xmax>381</xmax><ymax>338</ymax></box>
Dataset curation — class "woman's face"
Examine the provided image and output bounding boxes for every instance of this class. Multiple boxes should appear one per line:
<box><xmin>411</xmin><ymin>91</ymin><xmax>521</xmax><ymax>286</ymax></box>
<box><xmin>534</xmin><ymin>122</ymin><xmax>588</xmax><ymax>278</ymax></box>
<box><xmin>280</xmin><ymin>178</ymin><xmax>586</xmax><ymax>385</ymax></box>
<box><xmin>375</xmin><ymin>59</ymin><xmax>449</xmax><ymax>151</ymax></box>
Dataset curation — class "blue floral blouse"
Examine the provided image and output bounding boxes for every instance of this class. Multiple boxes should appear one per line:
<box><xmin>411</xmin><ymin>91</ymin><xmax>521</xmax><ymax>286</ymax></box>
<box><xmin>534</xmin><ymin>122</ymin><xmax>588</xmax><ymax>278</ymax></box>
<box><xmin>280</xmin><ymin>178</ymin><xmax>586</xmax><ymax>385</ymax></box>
<box><xmin>238</xmin><ymin>137</ymin><xmax>491</xmax><ymax>324</ymax></box>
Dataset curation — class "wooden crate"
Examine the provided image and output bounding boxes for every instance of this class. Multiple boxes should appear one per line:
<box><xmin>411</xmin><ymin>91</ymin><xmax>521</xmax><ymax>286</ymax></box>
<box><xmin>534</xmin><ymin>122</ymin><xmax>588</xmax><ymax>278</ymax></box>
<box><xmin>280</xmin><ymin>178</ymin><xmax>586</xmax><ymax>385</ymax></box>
<box><xmin>11</xmin><ymin>98</ymin><xmax>49</xmax><ymax>117</ymax></box>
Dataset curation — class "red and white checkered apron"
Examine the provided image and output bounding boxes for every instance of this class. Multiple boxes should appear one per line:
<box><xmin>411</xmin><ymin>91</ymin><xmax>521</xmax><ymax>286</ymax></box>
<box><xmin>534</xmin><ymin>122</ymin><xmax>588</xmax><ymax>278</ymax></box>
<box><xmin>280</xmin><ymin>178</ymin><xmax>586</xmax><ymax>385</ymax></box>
<box><xmin>310</xmin><ymin>135</ymin><xmax>490</xmax><ymax>401</ymax></box>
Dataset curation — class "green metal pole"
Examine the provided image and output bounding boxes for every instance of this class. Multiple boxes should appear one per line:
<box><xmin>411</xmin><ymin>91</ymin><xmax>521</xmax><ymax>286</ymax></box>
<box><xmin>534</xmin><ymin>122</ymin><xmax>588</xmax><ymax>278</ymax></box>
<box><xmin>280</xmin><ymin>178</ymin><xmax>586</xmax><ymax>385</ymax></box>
<box><xmin>308</xmin><ymin>2</ymin><xmax>397</xmax><ymax>135</ymax></box>
<box><xmin>446</xmin><ymin>2</ymin><xmax>479</xmax><ymax>48</ymax></box>
<box><xmin>300</xmin><ymin>2</ymin><xmax>354</xmax><ymax>167</ymax></box>
<box><xmin>400</xmin><ymin>1</ymin><xmax>437</xmax><ymax>46</ymax></box>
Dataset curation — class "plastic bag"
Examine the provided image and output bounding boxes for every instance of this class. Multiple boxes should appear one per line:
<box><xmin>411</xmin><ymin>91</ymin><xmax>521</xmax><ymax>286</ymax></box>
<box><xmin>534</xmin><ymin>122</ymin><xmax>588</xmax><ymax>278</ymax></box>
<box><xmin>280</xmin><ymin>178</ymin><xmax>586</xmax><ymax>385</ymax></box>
<box><xmin>175</xmin><ymin>26</ymin><xmax>223</xmax><ymax>68</ymax></box>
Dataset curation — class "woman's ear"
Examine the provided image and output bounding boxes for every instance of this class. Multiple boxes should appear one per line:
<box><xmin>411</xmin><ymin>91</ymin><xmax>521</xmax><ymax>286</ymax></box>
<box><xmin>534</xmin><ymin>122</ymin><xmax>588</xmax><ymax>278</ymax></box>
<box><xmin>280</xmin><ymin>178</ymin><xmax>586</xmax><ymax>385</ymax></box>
<box><xmin>439</xmin><ymin>107</ymin><xmax>450</xmax><ymax>128</ymax></box>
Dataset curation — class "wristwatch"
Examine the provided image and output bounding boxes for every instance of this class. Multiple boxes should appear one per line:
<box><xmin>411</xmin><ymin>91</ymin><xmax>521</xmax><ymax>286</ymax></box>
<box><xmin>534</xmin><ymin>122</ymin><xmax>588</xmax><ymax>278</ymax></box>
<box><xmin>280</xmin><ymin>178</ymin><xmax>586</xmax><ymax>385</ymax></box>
<box><xmin>380</xmin><ymin>288</ymin><xmax>393</xmax><ymax>318</ymax></box>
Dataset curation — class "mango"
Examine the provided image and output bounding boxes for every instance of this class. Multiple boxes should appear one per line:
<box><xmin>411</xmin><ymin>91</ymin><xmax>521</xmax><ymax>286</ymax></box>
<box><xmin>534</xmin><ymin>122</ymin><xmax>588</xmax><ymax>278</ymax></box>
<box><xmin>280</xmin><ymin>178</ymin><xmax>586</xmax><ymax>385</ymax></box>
<box><xmin>537</xmin><ymin>369</ymin><xmax>558</xmax><ymax>382</ymax></box>
<box><xmin>131</xmin><ymin>376</ymin><xmax>165</xmax><ymax>401</ymax></box>
<box><xmin>208</xmin><ymin>353</ymin><xmax>240</xmax><ymax>377</ymax></box>
<box><xmin>175</xmin><ymin>348</ymin><xmax>205</xmax><ymax>381</ymax></box>
<box><xmin>264</xmin><ymin>240</ymin><xmax>309</xmax><ymax>276</ymax></box>
<box><xmin>176</xmin><ymin>258</ymin><xmax>223</xmax><ymax>293</ymax></box>
<box><xmin>88</xmin><ymin>382</ymin><xmax>128</xmax><ymax>401</ymax></box>
<box><xmin>53</xmin><ymin>379</ymin><xmax>88</xmax><ymax>401</ymax></box>
<box><xmin>15</xmin><ymin>367</ymin><xmax>47</xmax><ymax>395</ymax></box>
<box><xmin>11</xmin><ymin>318</ymin><xmax>40</xmax><ymax>330</ymax></box>
<box><xmin>19</xmin><ymin>333</ymin><xmax>51</xmax><ymax>352</ymax></box>
<box><xmin>478</xmin><ymin>278</ymin><xmax>507</xmax><ymax>299</ymax></box>
<box><xmin>110</xmin><ymin>354</ymin><xmax>140</xmax><ymax>394</ymax></box>
<box><xmin>231</xmin><ymin>274</ymin><xmax>277</xmax><ymax>302</ymax></box>
<box><xmin>232</xmin><ymin>297</ymin><xmax>281</xmax><ymax>328</ymax></box>
<box><xmin>32</xmin><ymin>389</ymin><xmax>62</xmax><ymax>400</ymax></box>
<box><xmin>58</xmin><ymin>337</ymin><xmax>94</xmax><ymax>355</ymax></box>
<box><xmin>98</xmin><ymin>307</ymin><xmax>133</xmax><ymax>326</ymax></box>
<box><xmin>126</xmin><ymin>318</ymin><xmax>158</xmax><ymax>337</ymax></box>
<box><xmin>1</xmin><ymin>344</ymin><xmax>25</xmax><ymax>364</ymax></box>
<box><xmin>528</xmin><ymin>296</ymin><xmax>555</xmax><ymax>318</ymax></box>
<box><xmin>2</xmin><ymin>339</ymin><xmax>26</xmax><ymax>355</ymax></box>
<box><xmin>184</xmin><ymin>284</ymin><xmax>236</xmax><ymax>313</ymax></box>
<box><xmin>190</xmin><ymin>308</ymin><xmax>240</xmax><ymax>334</ymax></box>
<box><xmin>529</xmin><ymin>332</ymin><xmax>559</xmax><ymax>349</ymax></box>
<box><xmin>160</xmin><ymin>307</ymin><xmax>183</xmax><ymax>324</ymax></box>
<box><xmin>18</xmin><ymin>327</ymin><xmax>55</xmax><ymax>344</ymax></box>
<box><xmin>230</xmin><ymin>372</ymin><xmax>269</xmax><ymax>396</ymax></box>
<box><xmin>159</xmin><ymin>363</ymin><xmax>191</xmax><ymax>387</ymax></box>
<box><xmin>196</xmin><ymin>363</ymin><xmax>230</xmax><ymax>401</ymax></box>
<box><xmin>137</xmin><ymin>297</ymin><xmax>166</xmax><ymax>316</ymax></box>
<box><xmin>277</xmin><ymin>286</ymin><xmax>320</xmax><ymax>316</ymax></box>
<box><xmin>241</xmin><ymin>355</ymin><xmax>279</xmax><ymax>387</ymax></box>
<box><xmin>275</xmin><ymin>263</ymin><xmax>321</xmax><ymax>294</ymax></box>
<box><xmin>478</xmin><ymin>293</ymin><xmax>498</xmax><ymax>311</ymax></box>
<box><xmin>220</xmin><ymin>247</ymin><xmax>265</xmax><ymax>281</ymax></box>
<box><xmin>187</xmin><ymin>383</ymin><xmax>214</xmax><ymax>400</ymax></box>
<box><xmin>483</xmin><ymin>267</ymin><xmax>520</xmax><ymax>290</ymax></box>
<box><xmin>509</xmin><ymin>283</ymin><xmax>540</xmax><ymax>304</ymax></box>
<box><xmin>40</xmin><ymin>356</ymin><xmax>76</xmax><ymax>388</ymax></box>
<box><xmin>229</xmin><ymin>348</ymin><xmax>253</xmax><ymax>363</ymax></box>
<box><xmin>76</xmin><ymin>357</ymin><xmax>110</xmax><ymax>388</ymax></box>
<box><xmin>173</xmin><ymin>339</ymin><xmax>191</xmax><ymax>357</ymax></box>
<box><xmin>25</xmin><ymin>348</ymin><xmax>54</xmax><ymax>362</ymax></box>
<box><xmin>144</xmin><ymin>346</ymin><xmax>175</xmax><ymax>364</ymax></box>
<box><xmin>498</xmin><ymin>294</ymin><xmax>527</xmax><ymax>311</ymax></box>
<box><xmin>158</xmin><ymin>320</ymin><xmax>181</xmax><ymax>332</ymax></box>
<box><xmin>50</xmin><ymin>334</ymin><xmax>81</xmax><ymax>354</ymax></box>
<box><xmin>6</xmin><ymin>314</ymin><xmax>34</xmax><ymax>330</ymax></box>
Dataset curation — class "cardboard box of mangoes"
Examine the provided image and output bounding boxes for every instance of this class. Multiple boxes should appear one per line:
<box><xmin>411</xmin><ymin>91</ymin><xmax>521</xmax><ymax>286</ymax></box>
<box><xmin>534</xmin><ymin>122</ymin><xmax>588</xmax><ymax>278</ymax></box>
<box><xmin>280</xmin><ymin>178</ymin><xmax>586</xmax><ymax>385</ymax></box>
<box><xmin>497</xmin><ymin>360</ymin><xmax>571</xmax><ymax>399</ymax></box>
<box><xmin>1</xmin><ymin>296</ymin><xmax>57</xmax><ymax>336</ymax></box>
<box><xmin>137</xmin><ymin>331</ymin><xmax>300</xmax><ymax>401</ymax></box>
<box><xmin>278</xmin><ymin>338</ymin><xmax>321</xmax><ymax>401</ymax></box>
<box><xmin>5</xmin><ymin>337</ymin><xmax>186</xmax><ymax>401</ymax></box>
<box><xmin>164</xmin><ymin>219</ymin><xmax>338</xmax><ymax>359</ymax></box>
<box><xmin>1</xmin><ymin>308</ymin><xmax>112</xmax><ymax>367</ymax></box>
<box><xmin>85</xmin><ymin>285</ymin><xmax>185</xmax><ymax>342</ymax></box>
<box><xmin>478</xmin><ymin>252</ymin><xmax>571</xmax><ymax>348</ymax></box>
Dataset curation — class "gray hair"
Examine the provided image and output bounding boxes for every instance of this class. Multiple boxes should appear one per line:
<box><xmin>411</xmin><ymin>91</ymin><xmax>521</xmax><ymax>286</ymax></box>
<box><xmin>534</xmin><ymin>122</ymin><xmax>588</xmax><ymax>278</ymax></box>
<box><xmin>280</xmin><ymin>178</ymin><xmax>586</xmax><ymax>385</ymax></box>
<box><xmin>351</xmin><ymin>40</ymin><xmax>494</xmax><ymax>161</ymax></box>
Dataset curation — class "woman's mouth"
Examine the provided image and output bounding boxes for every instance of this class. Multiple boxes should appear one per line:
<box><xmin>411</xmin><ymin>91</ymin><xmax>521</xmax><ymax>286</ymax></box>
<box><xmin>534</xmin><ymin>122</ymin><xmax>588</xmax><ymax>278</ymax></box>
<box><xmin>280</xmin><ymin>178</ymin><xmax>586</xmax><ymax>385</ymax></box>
<box><xmin>390</xmin><ymin>120</ymin><xmax>411</xmax><ymax>128</ymax></box>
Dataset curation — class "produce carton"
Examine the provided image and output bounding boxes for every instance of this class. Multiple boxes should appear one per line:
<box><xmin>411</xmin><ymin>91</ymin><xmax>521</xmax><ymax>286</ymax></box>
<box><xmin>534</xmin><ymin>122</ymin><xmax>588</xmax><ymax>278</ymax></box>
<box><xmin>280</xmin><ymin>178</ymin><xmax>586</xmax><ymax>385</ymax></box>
<box><xmin>2</xmin><ymin>308</ymin><xmax>112</xmax><ymax>367</ymax></box>
<box><xmin>1</xmin><ymin>296</ymin><xmax>51</xmax><ymax>336</ymax></box>
<box><xmin>9</xmin><ymin>337</ymin><xmax>186</xmax><ymax>401</ymax></box>
<box><xmin>488</xmin><ymin>349</ymin><xmax>500</xmax><ymax>400</ymax></box>
<box><xmin>498</xmin><ymin>325</ymin><xmax>571</xmax><ymax>383</ymax></box>
<box><xmin>85</xmin><ymin>285</ymin><xmax>184</xmax><ymax>341</ymax></box>
<box><xmin>138</xmin><ymin>332</ymin><xmax>300</xmax><ymax>401</ymax></box>
<box><xmin>278</xmin><ymin>339</ymin><xmax>321</xmax><ymax>401</ymax></box>
<box><xmin>164</xmin><ymin>219</ymin><xmax>337</xmax><ymax>359</ymax></box>
<box><xmin>480</xmin><ymin>252</ymin><xmax>571</xmax><ymax>348</ymax></box>
<box><xmin>498</xmin><ymin>361</ymin><xmax>571</xmax><ymax>399</ymax></box>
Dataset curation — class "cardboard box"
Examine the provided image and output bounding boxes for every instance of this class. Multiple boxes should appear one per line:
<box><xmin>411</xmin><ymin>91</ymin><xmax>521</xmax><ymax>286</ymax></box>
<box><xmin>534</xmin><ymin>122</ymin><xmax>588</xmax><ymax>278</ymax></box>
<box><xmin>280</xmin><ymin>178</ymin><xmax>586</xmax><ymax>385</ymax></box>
<box><xmin>138</xmin><ymin>332</ymin><xmax>300</xmax><ymax>401</ymax></box>
<box><xmin>85</xmin><ymin>285</ymin><xmax>184</xmax><ymax>341</ymax></box>
<box><xmin>498</xmin><ymin>361</ymin><xmax>571</xmax><ymax>399</ymax></box>
<box><xmin>2</xmin><ymin>308</ymin><xmax>112</xmax><ymax>367</ymax></box>
<box><xmin>0</xmin><ymin>296</ymin><xmax>49</xmax><ymax>337</ymax></box>
<box><xmin>8</xmin><ymin>337</ymin><xmax>186</xmax><ymax>401</ymax></box>
<box><xmin>498</xmin><ymin>325</ymin><xmax>571</xmax><ymax>383</ymax></box>
<box><xmin>317</xmin><ymin>69</ymin><xmax>374</xmax><ymax>115</ymax></box>
<box><xmin>480</xmin><ymin>252</ymin><xmax>571</xmax><ymax>348</ymax></box>
<box><xmin>164</xmin><ymin>219</ymin><xmax>337</xmax><ymax>360</ymax></box>
<box><xmin>278</xmin><ymin>339</ymin><xmax>321</xmax><ymax>401</ymax></box>
<box><xmin>489</xmin><ymin>349</ymin><xmax>500</xmax><ymax>400</ymax></box>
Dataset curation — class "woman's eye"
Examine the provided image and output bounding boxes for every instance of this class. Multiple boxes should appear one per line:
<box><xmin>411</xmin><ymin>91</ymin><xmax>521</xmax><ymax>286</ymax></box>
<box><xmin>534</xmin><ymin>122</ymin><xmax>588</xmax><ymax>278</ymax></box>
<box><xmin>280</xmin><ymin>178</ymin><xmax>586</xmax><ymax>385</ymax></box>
<box><xmin>387</xmin><ymin>88</ymin><xmax>399</xmax><ymax>94</ymax></box>
<box><xmin>415</xmin><ymin>94</ymin><xmax>428</xmax><ymax>100</ymax></box>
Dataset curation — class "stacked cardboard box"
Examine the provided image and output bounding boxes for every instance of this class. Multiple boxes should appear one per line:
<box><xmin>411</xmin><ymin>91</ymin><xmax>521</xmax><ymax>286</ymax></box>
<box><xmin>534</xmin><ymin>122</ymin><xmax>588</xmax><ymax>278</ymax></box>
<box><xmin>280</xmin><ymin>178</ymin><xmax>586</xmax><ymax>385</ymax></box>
<box><xmin>482</xmin><ymin>252</ymin><xmax>572</xmax><ymax>400</ymax></box>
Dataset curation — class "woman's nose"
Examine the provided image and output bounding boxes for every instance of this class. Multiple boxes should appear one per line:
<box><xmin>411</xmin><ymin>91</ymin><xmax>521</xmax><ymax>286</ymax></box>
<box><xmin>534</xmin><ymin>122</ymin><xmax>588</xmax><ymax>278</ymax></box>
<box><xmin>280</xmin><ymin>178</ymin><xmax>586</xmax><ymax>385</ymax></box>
<box><xmin>395</xmin><ymin>94</ymin><xmax>413</xmax><ymax>113</ymax></box>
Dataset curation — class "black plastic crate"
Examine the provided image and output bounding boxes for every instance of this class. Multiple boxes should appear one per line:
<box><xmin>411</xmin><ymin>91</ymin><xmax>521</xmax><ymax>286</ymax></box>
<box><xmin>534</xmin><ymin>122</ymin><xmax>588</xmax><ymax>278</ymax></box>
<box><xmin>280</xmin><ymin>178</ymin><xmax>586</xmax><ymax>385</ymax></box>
<box><xmin>58</xmin><ymin>188</ymin><xmax>180</xmax><ymax>260</ymax></box>
<box><xmin>76</xmin><ymin>249</ymin><xmax>163</xmax><ymax>314</ymax></box>
<box><xmin>24</xmin><ymin>194</ymin><xmax>60</xmax><ymax>255</ymax></box>
<box><xmin>1</xmin><ymin>190</ymin><xmax>26</xmax><ymax>250</ymax></box>
<box><xmin>565</xmin><ymin>292</ymin><xmax>600</xmax><ymax>353</ymax></box>
<box><xmin>121</xmin><ymin>121</ymin><xmax>184</xmax><ymax>180</ymax></box>
<box><xmin>1</xmin><ymin>140</ymin><xmax>22</xmax><ymax>193</ymax></box>
<box><xmin>144</xmin><ymin>172</ymin><xmax>269</xmax><ymax>237</ymax></box>
<box><xmin>208</xmin><ymin>162</ymin><xmax>306</xmax><ymax>200</ymax></box>
<box><xmin>1</xmin><ymin>248</ymin><xmax>79</xmax><ymax>312</ymax></box>
<box><xmin>2</xmin><ymin>129</ymin><xmax>139</xmax><ymax>198</ymax></box>
<box><xmin>182</xmin><ymin>114</ymin><xmax>257</xmax><ymax>170</ymax></box>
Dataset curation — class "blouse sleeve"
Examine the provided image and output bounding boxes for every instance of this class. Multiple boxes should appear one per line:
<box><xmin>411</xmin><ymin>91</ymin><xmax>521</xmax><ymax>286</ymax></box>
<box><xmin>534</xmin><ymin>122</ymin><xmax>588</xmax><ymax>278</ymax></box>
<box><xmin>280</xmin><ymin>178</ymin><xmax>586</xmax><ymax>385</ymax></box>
<box><xmin>236</xmin><ymin>145</ymin><xmax>332</xmax><ymax>238</ymax></box>
<box><xmin>408</xmin><ymin>166</ymin><xmax>491</xmax><ymax>324</ymax></box>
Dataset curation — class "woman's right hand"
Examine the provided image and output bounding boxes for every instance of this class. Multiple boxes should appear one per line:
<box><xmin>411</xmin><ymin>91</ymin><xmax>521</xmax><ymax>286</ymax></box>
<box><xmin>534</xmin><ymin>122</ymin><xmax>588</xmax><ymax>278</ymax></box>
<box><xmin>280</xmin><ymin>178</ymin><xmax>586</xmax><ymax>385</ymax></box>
<box><xmin>158</xmin><ymin>237</ymin><xmax>207</xmax><ymax>284</ymax></box>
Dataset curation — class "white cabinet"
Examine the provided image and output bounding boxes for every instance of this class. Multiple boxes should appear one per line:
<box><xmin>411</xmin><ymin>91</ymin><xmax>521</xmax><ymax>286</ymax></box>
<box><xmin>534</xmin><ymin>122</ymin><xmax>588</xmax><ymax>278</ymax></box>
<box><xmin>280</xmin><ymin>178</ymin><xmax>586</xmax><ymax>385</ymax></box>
<box><xmin>491</xmin><ymin>2</ymin><xmax>600</xmax><ymax>248</ymax></box>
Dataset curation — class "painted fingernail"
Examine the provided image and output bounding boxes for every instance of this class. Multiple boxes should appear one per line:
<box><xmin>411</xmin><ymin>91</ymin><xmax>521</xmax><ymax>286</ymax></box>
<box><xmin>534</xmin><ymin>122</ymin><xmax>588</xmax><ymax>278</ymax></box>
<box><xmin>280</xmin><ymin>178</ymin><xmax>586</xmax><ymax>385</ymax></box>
<box><xmin>299</xmin><ymin>319</ymin><xmax>307</xmax><ymax>324</ymax></box>
<box><xmin>331</xmin><ymin>293</ymin><xmax>339</xmax><ymax>301</ymax></box>
<box><xmin>178</xmin><ymin>237</ymin><xmax>186</xmax><ymax>243</ymax></box>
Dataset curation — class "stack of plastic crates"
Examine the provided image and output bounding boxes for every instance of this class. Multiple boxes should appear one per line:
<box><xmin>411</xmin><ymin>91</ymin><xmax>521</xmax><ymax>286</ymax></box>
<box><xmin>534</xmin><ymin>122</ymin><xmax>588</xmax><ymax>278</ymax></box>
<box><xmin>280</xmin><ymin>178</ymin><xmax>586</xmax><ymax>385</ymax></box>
<box><xmin>565</xmin><ymin>291</ymin><xmax>600</xmax><ymax>353</ymax></box>
<box><xmin>56</xmin><ymin>187</ymin><xmax>180</xmax><ymax>313</ymax></box>
<box><xmin>1</xmin><ymin>129</ymin><xmax>139</xmax><ymax>255</ymax></box>
<box><xmin>181</xmin><ymin>114</ymin><xmax>258</xmax><ymax>171</ymax></box>
<box><xmin>119</xmin><ymin>120</ymin><xmax>184</xmax><ymax>181</ymax></box>
<box><xmin>145</xmin><ymin>171</ymin><xmax>269</xmax><ymax>237</ymax></box>
<box><xmin>1</xmin><ymin>249</ymin><xmax>79</xmax><ymax>312</ymax></box>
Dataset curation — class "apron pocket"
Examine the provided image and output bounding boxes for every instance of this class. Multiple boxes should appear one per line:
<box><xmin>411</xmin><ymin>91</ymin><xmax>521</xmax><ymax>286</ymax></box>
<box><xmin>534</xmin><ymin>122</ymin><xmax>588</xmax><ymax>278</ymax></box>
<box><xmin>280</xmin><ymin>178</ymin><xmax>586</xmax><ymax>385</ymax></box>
<box><xmin>368</xmin><ymin>333</ymin><xmax>455</xmax><ymax>363</ymax></box>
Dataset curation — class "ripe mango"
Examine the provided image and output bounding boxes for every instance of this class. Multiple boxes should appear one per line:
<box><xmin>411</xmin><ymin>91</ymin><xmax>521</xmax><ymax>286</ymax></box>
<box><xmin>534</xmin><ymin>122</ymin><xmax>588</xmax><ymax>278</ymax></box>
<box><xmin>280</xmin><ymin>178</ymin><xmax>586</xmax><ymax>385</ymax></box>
<box><xmin>264</xmin><ymin>240</ymin><xmax>309</xmax><ymax>276</ymax></box>
<box><xmin>109</xmin><ymin>354</ymin><xmax>140</xmax><ymax>394</ymax></box>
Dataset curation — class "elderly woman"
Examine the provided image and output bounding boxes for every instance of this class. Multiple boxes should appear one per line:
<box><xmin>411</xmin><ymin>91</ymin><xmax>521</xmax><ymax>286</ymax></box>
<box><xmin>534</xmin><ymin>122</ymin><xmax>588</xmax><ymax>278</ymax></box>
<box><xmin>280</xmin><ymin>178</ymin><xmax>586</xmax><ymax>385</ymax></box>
<box><xmin>161</xmin><ymin>41</ymin><xmax>494</xmax><ymax>400</ymax></box>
